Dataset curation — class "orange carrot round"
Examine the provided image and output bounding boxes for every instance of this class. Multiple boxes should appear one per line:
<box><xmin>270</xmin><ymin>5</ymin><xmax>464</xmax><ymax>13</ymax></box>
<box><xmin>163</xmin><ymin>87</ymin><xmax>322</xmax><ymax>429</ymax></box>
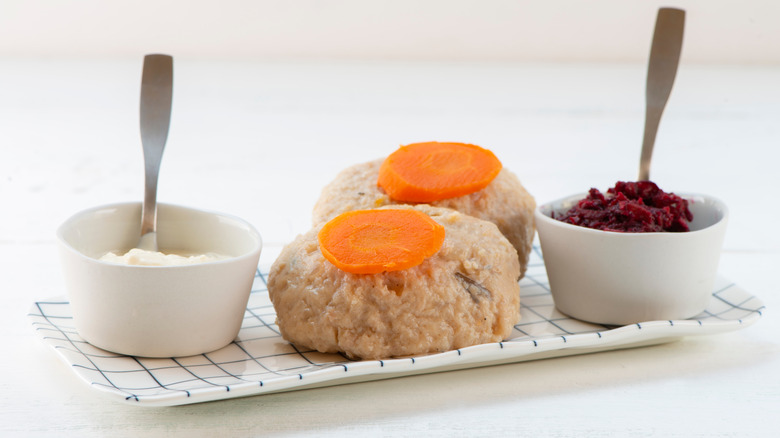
<box><xmin>377</xmin><ymin>141</ymin><xmax>502</xmax><ymax>203</ymax></box>
<box><xmin>318</xmin><ymin>209</ymin><xmax>445</xmax><ymax>274</ymax></box>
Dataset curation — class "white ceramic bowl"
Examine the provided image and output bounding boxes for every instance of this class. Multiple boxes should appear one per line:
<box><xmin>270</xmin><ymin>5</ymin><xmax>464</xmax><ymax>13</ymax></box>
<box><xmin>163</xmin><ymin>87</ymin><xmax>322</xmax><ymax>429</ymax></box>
<box><xmin>535</xmin><ymin>193</ymin><xmax>728</xmax><ymax>325</ymax></box>
<box><xmin>57</xmin><ymin>202</ymin><xmax>262</xmax><ymax>357</ymax></box>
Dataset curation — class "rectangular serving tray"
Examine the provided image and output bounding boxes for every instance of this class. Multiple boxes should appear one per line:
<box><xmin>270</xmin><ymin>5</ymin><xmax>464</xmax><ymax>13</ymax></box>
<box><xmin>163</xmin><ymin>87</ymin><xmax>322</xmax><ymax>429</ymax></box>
<box><xmin>28</xmin><ymin>248</ymin><xmax>764</xmax><ymax>406</ymax></box>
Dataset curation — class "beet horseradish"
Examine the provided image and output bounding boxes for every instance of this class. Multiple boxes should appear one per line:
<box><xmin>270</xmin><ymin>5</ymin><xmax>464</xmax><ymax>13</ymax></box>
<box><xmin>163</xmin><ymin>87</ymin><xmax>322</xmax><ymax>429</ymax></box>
<box><xmin>553</xmin><ymin>181</ymin><xmax>693</xmax><ymax>233</ymax></box>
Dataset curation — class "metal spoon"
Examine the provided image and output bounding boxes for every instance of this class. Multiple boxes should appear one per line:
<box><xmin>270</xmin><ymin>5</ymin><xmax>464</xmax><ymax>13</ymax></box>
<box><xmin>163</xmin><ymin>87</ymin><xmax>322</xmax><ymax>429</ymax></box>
<box><xmin>638</xmin><ymin>8</ymin><xmax>685</xmax><ymax>181</ymax></box>
<box><xmin>137</xmin><ymin>54</ymin><xmax>173</xmax><ymax>251</ymax></box>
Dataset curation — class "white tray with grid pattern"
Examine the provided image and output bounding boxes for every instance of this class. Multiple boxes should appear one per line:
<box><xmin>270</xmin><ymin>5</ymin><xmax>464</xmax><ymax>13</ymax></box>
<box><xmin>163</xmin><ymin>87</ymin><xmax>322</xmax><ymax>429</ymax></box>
<box><xmin>28</xmin><ymin>249</ymin><xmax>765</xmax><ymax>407</ymax></box>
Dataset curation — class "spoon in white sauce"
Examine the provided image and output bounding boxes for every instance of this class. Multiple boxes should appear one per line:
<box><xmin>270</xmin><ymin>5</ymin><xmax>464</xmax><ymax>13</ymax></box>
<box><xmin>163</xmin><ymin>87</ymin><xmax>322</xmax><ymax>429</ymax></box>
<box><xmin>136</xmin><ymin>54</ymin><xmax>173</xmax><ymax>251</ymax></box>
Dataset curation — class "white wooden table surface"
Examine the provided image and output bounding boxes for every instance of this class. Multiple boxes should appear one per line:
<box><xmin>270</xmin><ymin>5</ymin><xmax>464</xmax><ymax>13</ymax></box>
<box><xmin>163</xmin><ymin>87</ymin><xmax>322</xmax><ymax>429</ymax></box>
<box><xmin>1</xmin><ymin>58</ymin><xmax>778</xmax><ymax>437</ymax></box>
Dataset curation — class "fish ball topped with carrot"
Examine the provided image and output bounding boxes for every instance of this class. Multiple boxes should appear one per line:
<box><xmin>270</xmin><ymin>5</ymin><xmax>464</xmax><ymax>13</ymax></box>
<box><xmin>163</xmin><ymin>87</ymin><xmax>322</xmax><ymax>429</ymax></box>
<box><xmin>313</xmin><ymin>141</ymin><xmax>536</xmax><ymax>276</ymax></box>
<box><xmin>268</xmin><ymin>204</ymin><xmax>521</xmax><ymax>360</ymax></box>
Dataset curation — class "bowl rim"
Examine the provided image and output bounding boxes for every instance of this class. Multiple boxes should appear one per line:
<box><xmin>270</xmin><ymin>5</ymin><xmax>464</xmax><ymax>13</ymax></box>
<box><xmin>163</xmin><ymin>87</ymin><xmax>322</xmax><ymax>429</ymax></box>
<box><xmin>57</xmin><ymin>202</ymin><xmax>263</xmax><ymax>269</ymax></box>
<box><xmin>535</xmin><ymin>192</ymin><xmax>728</xmax><ymax>236</ymax></box>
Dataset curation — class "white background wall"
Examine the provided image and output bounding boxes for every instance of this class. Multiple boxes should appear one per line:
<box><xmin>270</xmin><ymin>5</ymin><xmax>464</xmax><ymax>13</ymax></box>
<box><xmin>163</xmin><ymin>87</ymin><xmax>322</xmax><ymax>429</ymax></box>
<box><xmin>1</xmin><ymin>0</ymin><xmax>778</xmax><ymax>64</ymax></box>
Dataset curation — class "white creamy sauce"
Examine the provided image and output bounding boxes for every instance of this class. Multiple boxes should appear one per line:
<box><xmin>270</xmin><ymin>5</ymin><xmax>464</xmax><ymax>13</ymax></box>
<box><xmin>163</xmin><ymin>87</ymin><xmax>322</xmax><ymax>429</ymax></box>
<box><xmin>99</xmin><ymin>248</ymin><xmax>228</xmax><ymax>266</ymax></box>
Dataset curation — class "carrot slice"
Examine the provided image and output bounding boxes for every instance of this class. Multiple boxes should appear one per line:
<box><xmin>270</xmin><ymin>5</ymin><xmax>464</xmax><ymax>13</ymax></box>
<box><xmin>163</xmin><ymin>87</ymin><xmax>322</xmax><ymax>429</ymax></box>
<box><xmin>318</xmin><ymin>209</ymin><xmax>445</xmax><ymax>274</ymax></box>
<box><xmin>377</xmin><ymin>141</ymin><xmax>502</xmax><ymax>203</ymax></box>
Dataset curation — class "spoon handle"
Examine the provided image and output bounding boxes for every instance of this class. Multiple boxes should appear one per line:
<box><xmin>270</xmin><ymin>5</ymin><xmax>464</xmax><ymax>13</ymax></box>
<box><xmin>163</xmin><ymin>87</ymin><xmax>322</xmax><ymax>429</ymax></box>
<box><xmin>139</xmin><ymin>54</ymin><xmax>173</xmax><ymax>240</ymax></box>
<box><xmin>638</xmin><ymin>8</ymin><xmax>685</xmax><ymax>181</ymax></box>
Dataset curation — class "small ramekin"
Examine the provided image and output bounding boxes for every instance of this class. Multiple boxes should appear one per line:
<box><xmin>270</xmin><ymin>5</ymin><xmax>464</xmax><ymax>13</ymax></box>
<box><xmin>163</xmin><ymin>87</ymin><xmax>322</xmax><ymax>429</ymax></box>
<box><xmin>57</xmin><ymin>202</ymin><xmax>262</xmax><ymax>357</ymax></box>
<box><xmin>535</xmin><ymin>193</ymin><xmax>728</xmax><ymax>325</ymax></box>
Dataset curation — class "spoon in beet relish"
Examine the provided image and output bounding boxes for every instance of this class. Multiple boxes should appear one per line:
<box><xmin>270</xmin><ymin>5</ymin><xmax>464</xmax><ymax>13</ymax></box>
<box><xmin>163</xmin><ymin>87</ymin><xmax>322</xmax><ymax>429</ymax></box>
<box><xmin>638</xmin><ymin>7</ymin><xmax>685</xmax><ymax>181</ymax></box>
<box><xmin>555</xmin><ymin>9</ymin><xmax>690</xmax><ymax>233</ymax></box>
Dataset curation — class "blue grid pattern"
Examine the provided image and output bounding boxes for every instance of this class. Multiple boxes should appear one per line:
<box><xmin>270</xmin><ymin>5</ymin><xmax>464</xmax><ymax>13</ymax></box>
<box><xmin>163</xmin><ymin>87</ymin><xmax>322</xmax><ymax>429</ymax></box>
<box><xmin>28</xmin><ymin>247</ymin><xmax>765</xmax><ymax>406</ymax></box>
